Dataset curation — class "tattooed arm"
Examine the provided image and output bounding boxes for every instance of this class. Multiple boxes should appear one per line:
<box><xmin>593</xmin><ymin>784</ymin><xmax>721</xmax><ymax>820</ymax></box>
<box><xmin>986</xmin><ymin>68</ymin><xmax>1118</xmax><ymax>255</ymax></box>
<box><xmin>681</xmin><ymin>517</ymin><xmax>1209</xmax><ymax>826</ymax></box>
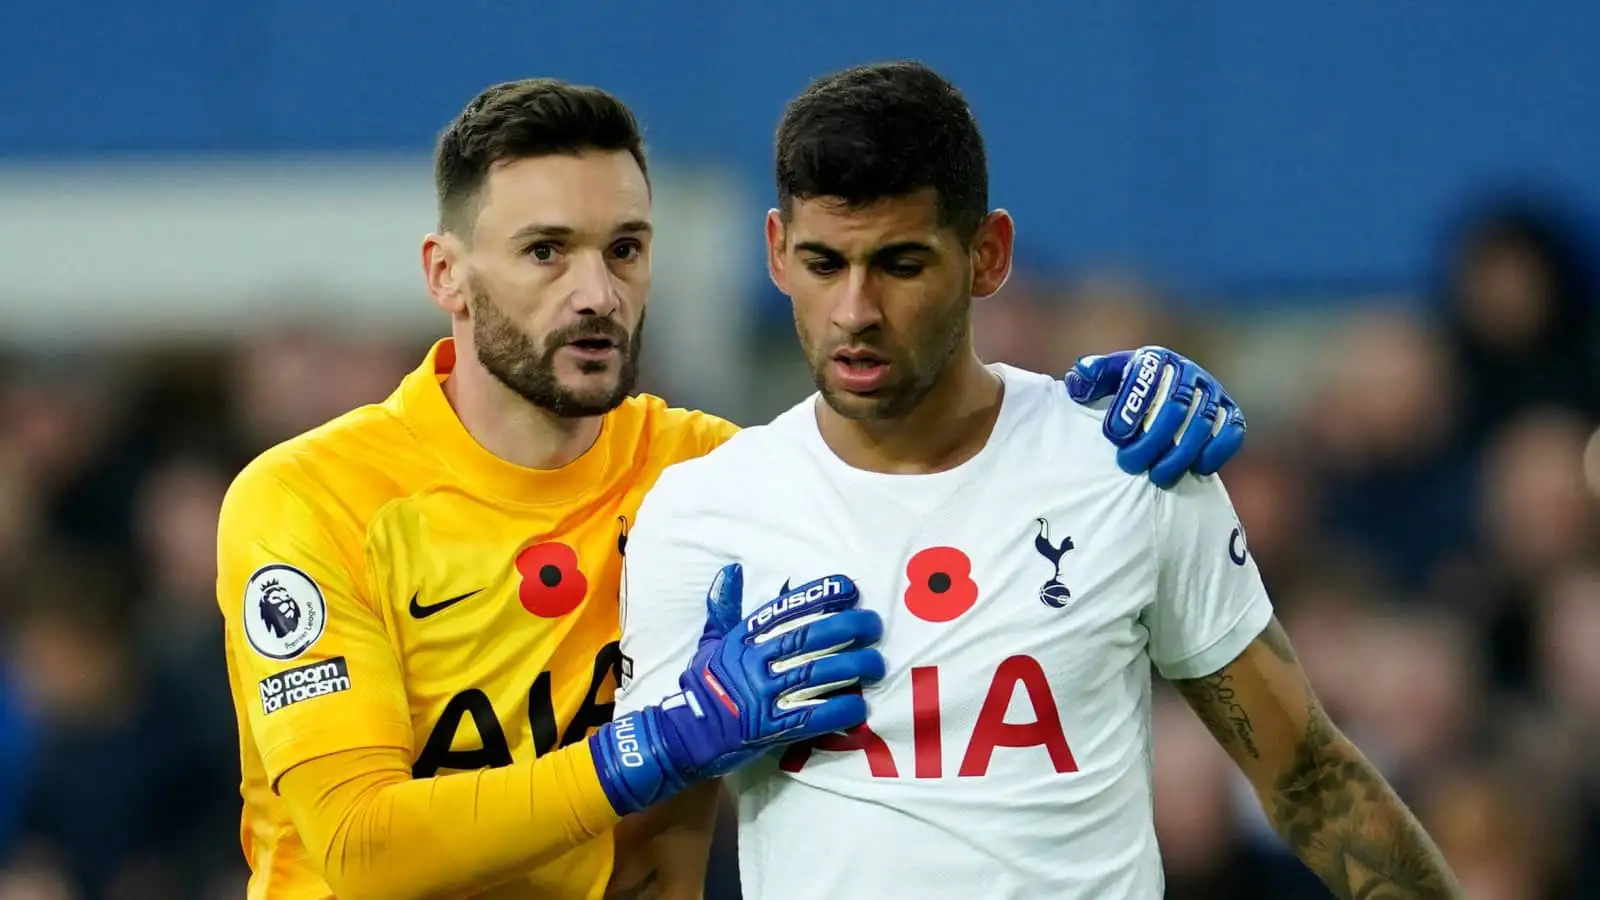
<box><xmin>1172</xmin><ymin>618</ymin><xmax>1462</xmax><ymax>900</ymax></box>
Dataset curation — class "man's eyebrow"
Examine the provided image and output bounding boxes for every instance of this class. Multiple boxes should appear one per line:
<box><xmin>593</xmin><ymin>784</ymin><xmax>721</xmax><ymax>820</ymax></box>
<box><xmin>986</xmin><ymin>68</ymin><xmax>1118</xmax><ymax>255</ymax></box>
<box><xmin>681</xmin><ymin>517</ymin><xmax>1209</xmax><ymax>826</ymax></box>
<box><xmin>509</xmin><ymin>221</ymin><xmax>652</xmax><ymax>243</ymax></box>
<box><xmin>793</xmin><ymin>240</ymin><xmax>842</xmax><ymax>256</ymax></box>
<box><xmin>792</xmin><ymin>240</ymin><xmax>936</xmax><ymax>257</ymax></box>
<box><xmin>509</xmin><ymin>223</ymin><xmax>575</xmax><ymax>243</ymax></box>
<box><xmin>870</xmin><ymin>241</ymin><xmax>936</xmax><ymax>257</ymax></box>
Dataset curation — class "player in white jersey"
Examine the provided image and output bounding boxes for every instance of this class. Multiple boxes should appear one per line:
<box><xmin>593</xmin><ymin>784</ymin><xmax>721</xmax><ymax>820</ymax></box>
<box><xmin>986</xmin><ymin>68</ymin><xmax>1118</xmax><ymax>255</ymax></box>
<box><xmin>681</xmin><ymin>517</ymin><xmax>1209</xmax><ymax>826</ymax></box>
<box><xmin>613</xmin><ymin>61</ymin><xmax>1462</xmax><ymax>900</ymax></box>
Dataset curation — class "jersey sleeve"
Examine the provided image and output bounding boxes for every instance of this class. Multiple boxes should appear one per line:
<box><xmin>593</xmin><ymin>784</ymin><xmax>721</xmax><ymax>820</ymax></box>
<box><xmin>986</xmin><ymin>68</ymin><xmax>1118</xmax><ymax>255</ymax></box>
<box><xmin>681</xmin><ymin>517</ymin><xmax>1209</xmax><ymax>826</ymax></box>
<box><xmin>280</xmin><ymin>743</ymin><xmax>618</xmax><ymax>897</ymax></box>
<box><xmin>217</xmin><ymin>463</ymin><xmax>414</xmax><ymax>786</ymax></box>
<box><xmin>1142</xmin><ymin>473</ymin><xmax>1274</xmax><ymax>681</ymax></box>
<box><xmin>614</xmin><ymin>466</ymin><xmax>731</xmax><ymax>716</ymax></box>
<box><xmin>689</xmin><ymin>412</ymin><xmax>741</xmax><ymax>456</ymax></box>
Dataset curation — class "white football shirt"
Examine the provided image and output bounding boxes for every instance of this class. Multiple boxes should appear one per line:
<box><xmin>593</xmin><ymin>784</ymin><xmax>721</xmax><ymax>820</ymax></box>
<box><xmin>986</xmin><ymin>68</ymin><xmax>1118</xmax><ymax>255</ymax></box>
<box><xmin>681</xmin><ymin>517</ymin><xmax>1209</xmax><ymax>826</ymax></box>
<box><xmin>615</xmin><ymin>364</ymin><xmax>1272</xmax><ymax>900</ymax></box>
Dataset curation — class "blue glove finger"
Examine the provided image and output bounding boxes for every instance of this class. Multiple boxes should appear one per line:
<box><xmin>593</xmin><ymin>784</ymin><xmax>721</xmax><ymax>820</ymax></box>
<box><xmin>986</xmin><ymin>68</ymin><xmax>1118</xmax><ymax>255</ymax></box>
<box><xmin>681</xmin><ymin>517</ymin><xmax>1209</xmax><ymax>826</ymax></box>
<box><xmin>1102</xmin><ymin>347</ymin><xmax>1172</xmax><ymax>445</ymax></box>
<box><xmin>770</xmin><ymin>608</ymin><xmax>884</xmax><ymax>661</ymax></box>
<box><xmin>1065</xmin><ymin>350</ymin><xmax>1136</xmax><ymax>404</ymax></box>
<box><xmin>703</xmin><ymin>563</ymin><xmax>745</xmax><ymax>640</ymax></box>
<box><xmin>710</xmin><ymin>575</ymin><xmax>868</xmax><ymax>737</ymax></box>
<box><xmin>1194</xmin><ymin>401</ymin><xmax>1246</xmax><ymax>476</ymax></box>
<box><xmin>785</xmin><ymin>690</ymin><xmax>871</xmax><ymax>738</ymax></box>
<box><xmin>778</xmin><ymin>647</ymin><xmax>887</xmax><ymax>701</ymax></box>
<box><xmin>1116</xmin><ymin>378</ymin><xmax>1196</xmax><ymax>475</ymax></box>
<box><xmin>1150</xmin><ymin>389</ymin><xmax>1220</xmax><ymax>489</ymax></box>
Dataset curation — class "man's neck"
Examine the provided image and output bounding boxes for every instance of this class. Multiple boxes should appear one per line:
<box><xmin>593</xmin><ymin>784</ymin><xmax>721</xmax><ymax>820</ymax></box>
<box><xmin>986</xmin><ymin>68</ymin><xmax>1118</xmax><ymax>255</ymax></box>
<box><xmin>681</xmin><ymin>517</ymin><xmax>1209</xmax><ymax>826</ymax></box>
<box><xmin>817</xmin><ymin>352</ymin><xmax>1003</xmax><ymax>475</ymax></box>
<box><xmin>443</xmin><ymin>348</ymin><xmax>602</xmax><ymax>471</ymax></box>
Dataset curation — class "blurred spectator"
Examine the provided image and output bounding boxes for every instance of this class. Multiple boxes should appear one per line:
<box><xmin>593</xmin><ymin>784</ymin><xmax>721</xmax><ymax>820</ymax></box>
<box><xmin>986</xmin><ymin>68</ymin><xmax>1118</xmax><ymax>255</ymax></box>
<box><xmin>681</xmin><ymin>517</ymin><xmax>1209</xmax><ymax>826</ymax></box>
<box><xmin>0</xmin><ymin>358</ymin><xmax>146</xmax><ymax>558</ymax></box>
<box><xmin>1153</xmin><ymin>689</ymin><xmax>1272</xmax><ymax>899</ymax></box>
<box><xmin>1534</xmin><ymin>567</ymin><xmax>1600</xmax><ymax>731</ymax></box>
<box><xmin>0</xmin><ymin>861</ymin><xmax>77</xmax><ymax>900</ymax></box>
<box><xmin>230</xmin><ymin>328</ymin><xmax>416</xmax><ymax>450</ymax></box>
<box><xmin>8</xmin><ymin>569</ymin><xmax>168</xmax><ymax>898</ymax></box>
<box><xmin>131</xmin><ymin>452</ymin><xmax>246</xmax><ymax>895</ymax></box>
<box><xmin>973</xmin><ymin>268</ymin><xmax>1179</xmax><ymax>375</ymax></box>
<box><xmin>1418</xmin><ymin>763</ymin><xmax>1575</xmax><ymax>900</ymax></box>
<box><xmin>1436</xmin><ymin>407</ymin><xmax>1600</xmax><ymax>689</ymax></box>
<box><xmin>1339</xmin><ymin>607</ymin><xmax>1485</xmax><ymax>793</ymax></box>
<box><xmin>972</xmin><ymin>269</ymin><xmax>1073</xmax><ymax>373</ymax></box>
<box><xmin>0</xmin><ymin>439</ymin><xmax>45</xmax><ymax>588</ymax></box>
<box><xmin>1478</xmin><ymin>408</ymin><xmax>1599</xmax><ymax>579</ymax></box>
<box><xmin>1300</xmin><ymin>309</ymin><xmax>1476</xmax><ymax>591</ymax></box>
<box><xmin>1273</xmin><ymin>567</ymin><xmax>1390</xmax><ymax>721</ymax></box>
<box><xmin>0</xmin><ymin>663</ymin><xmax>35</xmax><ymax>861</ymax></box>
<box><xmin>133</xmin><ymin>452</ymin><xmax>230</xmax><ymax>664</ymax></box>
<box><xmin>1529</xmin><ymin>567</ymin><xmax>1600</xmax><ymax>894</ymax></box>
<box><xmin>1438</xmin><ymin>199</ymin><xmax>1600</xmax><ymax>450</ymax></box>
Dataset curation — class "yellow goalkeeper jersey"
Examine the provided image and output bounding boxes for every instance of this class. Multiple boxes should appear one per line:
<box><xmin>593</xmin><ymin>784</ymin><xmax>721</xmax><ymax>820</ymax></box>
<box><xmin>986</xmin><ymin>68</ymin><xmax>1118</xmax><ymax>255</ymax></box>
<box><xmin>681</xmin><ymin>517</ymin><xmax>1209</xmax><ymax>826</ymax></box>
<box><xmin>216</xmin><ymin>338</ymin><xmax>737</xmax><ymax>899</ymax></box>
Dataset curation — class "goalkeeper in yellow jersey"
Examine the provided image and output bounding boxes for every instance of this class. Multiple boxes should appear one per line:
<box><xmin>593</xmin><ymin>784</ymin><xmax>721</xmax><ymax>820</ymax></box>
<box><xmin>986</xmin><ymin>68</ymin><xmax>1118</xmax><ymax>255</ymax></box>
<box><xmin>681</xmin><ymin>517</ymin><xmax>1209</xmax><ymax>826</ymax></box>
<box><xmin>216</xmin><ymin>78</ymin><xmax>1249</xmax><ymax>899</ymax></box>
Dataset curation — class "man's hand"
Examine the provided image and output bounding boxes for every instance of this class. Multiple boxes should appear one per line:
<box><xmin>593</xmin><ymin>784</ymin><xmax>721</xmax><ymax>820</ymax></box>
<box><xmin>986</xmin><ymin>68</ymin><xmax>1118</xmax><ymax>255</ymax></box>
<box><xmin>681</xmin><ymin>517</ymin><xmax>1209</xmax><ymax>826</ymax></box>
<box><xmin>591</xmin><ymin>566</ymin><xmax>884</xmax><ymax>814</ymax></box>
<box><xmin>1066</xmin><ymin>345</ymin><xmax>1247</xmax><ymax>489</ymax></box>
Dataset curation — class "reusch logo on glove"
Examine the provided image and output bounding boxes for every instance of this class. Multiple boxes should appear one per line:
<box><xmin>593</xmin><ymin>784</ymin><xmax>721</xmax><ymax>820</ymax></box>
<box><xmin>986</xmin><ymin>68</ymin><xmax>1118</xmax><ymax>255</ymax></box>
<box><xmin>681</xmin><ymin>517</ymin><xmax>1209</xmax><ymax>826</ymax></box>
<box><xmin>1116</xmin><ymin>350</ymin><xmax>1163</xmax><ymax>434</ymax></box>
<box><xmin>748</xmin><ymin>576</ymin><xmax>854</xmax><ymax>631</ymax></box>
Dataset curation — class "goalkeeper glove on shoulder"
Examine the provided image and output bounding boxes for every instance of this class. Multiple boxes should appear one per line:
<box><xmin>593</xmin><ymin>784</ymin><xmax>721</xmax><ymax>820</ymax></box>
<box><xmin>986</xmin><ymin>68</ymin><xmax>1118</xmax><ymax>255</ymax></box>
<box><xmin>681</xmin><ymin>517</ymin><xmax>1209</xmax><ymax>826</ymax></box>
<box><xmin>1066</xmin><ymin>345</ymin><xmax>1247</xmax><ymax>489</ymax></box>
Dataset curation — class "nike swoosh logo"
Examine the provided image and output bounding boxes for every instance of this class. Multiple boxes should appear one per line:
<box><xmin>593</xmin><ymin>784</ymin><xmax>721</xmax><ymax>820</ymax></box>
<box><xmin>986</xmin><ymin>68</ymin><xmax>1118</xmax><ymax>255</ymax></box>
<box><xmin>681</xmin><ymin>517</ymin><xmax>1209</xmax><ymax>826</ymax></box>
<box><xmin>409</xmin><ymin>588</ymin><xmax>483</xmax><ymax>619</ymax></box>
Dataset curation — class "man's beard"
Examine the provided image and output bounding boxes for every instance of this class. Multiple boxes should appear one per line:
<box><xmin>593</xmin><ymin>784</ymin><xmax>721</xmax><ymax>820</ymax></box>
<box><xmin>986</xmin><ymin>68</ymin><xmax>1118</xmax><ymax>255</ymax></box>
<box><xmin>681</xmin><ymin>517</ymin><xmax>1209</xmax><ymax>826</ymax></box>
<box><xmin>471</xmin><ymin>288</ymin><xmax>644</xmax><ymax>418</ymax></box>
<box><xmin>805</xmin><ymin>291</ymin><xmax>970</xmax><ymax>421</ymax></box>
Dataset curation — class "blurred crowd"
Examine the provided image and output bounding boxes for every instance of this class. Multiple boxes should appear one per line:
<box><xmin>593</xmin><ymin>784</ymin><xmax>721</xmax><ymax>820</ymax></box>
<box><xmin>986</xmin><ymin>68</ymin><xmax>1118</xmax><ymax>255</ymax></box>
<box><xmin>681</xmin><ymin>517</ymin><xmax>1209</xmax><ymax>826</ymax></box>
<box><xmin>1</xmin><ymin>191</ymin><xmax>1599</xmax><ymax>900</ymax></box>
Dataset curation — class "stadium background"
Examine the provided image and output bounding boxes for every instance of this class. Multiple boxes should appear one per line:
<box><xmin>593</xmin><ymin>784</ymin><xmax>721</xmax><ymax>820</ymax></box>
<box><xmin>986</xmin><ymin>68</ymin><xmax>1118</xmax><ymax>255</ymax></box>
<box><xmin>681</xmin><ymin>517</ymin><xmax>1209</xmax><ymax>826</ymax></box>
<box><xmin>3</xmin><ymin>2</ymin><xmax>1600</xmax><ymax>897</ymax></box>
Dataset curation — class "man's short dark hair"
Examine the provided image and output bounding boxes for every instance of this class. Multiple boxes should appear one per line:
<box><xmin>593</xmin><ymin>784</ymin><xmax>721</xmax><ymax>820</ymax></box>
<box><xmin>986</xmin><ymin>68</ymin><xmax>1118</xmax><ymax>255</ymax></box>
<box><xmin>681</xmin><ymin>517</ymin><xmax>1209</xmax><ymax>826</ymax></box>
<box><xmin>434</xmin><ymin>78</ymin><xmax>648</xmax><ymax>237</ymax></box>
<box><xmin>775</xmin><ymin>61</ymin><xmax>988</xmax><ymax>244</ymax></box>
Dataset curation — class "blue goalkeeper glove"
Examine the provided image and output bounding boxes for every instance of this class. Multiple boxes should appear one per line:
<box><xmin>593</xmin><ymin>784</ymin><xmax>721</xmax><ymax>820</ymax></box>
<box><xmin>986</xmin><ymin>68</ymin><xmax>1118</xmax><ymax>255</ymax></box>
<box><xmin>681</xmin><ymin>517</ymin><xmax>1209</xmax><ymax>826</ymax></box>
<box><xmin>1065</xmin><ymin>345</ymin><xmax>1247</xmax><ymax>489</ymax></box>
<box><xmin>591</xmin><ymin>565</ymin><xmax>884</xmax><ymax>814</ymax></box>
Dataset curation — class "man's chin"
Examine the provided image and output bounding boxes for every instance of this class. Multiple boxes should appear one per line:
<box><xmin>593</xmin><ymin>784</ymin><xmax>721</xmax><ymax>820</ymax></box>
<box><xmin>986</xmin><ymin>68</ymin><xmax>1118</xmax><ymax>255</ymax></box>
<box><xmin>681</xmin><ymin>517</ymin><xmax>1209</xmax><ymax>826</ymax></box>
<box><xmin>540</xmin><ymin>394</ymin><xmax>627</xmax><ymax>418</ymax></box>
<box><xmin>548</xmin><ymin>388</ymin><xmax>628</xmax><ymax>418</ymax></box>
<box><xmin>549</xmin><ymin>370</ymin><xmax>636</xmax><ymax>416</ymax></box>
<box><xmin>497</xmin><ymin>375</ymin><xmax>624</xmax><ymax>418</ymax></box>
<box><xmin>817</xmin><ymin>365</ymin><xmax>937</xmax><ymax>421</ymax></box>
<box><xmin>819</xmin><ymin>384</ymin><xmax>898</xmax><ymax>421</ymax></box>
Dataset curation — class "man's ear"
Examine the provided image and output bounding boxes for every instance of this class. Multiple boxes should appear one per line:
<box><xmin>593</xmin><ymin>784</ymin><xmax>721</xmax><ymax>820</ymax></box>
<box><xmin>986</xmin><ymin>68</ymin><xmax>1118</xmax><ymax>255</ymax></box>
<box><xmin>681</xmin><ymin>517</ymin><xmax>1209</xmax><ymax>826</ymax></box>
<box><xmin>422</xmin><ymin>232</ymin><xmax>469</xmax><ymax>315</ymax></box>
<box><xmin>970</xmin><ymin>209</ymin><xmax>1015</xmax><ymax>300</ymax></box>
<box><xmin>765</xmin><ymin>209</ymin><xmax>790</xmax><ymax>295</ymax></box>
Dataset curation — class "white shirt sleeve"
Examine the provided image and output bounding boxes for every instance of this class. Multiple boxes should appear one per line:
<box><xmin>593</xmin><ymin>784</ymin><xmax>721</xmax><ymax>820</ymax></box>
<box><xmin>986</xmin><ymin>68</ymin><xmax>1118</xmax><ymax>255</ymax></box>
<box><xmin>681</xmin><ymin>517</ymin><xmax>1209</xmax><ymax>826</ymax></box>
<box><xmin>614</xmin><ymin>465</ymin><xmax>734</xmax><ymax>716</ymax></box>
<box><xmin>1143</xmin><ymin>473</ymin><xmax>1274</xmax><ymax>681</ymax></box>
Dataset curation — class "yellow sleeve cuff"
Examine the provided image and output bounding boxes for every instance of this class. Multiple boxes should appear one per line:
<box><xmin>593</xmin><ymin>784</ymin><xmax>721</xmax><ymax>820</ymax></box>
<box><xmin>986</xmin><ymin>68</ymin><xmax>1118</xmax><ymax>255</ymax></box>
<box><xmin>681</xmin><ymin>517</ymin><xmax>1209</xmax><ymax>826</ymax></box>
<box><xmin>552</xmin><ymin>739</ymin><xmax>625</xmax><ymax>840</ymax></box>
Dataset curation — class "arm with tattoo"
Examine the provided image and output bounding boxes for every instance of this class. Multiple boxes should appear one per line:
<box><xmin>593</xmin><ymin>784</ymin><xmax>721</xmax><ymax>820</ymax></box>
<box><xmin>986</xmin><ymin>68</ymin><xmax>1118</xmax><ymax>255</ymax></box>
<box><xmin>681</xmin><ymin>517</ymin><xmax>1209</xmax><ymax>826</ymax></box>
<box><xmin>1172</xmin><ymin>618</ymin><xmax>1463</xmax><ymax>900</ymax></box>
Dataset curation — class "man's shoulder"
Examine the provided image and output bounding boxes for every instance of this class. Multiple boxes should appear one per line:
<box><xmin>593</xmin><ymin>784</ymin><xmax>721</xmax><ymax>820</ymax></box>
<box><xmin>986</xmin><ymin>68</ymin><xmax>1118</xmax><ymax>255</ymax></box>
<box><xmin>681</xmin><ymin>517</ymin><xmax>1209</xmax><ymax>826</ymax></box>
<box><xmin>639</xmin><ymin>398</ymin><xmax>812</xmax><ymax>514</ymax></box>
<box><xmin>223</xmin><ymin>403</ymin><xmax>420</xmax><ymax>534</ymax></box>
<box><xmin>991</xmin><ymin>364</ymin><xmax>1127</xmax><ymax>463</ymax></box>
<box><xmin>994</xmin><ymin>363</ymin><xmax>1102</xmax><ymax>427</ymax></box>
<box><xmin>612</xmin><ymin>393</ymin><xmax>741</xmax><ymax>467</ymax></box>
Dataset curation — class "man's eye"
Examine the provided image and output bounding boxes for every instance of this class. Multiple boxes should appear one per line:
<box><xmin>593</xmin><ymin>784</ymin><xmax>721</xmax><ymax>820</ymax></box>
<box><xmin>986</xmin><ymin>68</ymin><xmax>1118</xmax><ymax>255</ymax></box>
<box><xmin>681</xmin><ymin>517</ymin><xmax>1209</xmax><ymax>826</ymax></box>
<box><xmin>612</xmin><ymin>240</ymin><xmax>643</xmax><ymax>261</ymax></box>
<box><xmin>886</xmin><ymin>261</ymin><xmax>925</xmax><ymax>278</ymax></box>
<box><xmin>805</xmin><ymin>258</ymin><xmax>842</xmax><ymax>276</ymax></box>
<box><xmin>529</xmin><ymin>243</ymin><xmax>559</xmax><ymax>262</ymax></box>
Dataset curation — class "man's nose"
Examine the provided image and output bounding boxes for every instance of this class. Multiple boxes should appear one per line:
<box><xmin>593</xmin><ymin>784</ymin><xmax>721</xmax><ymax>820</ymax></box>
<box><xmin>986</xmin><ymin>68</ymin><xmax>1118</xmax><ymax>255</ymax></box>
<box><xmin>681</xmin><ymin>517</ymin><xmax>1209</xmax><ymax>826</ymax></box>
<box><xmin>568</xmin><ymin>249</ymin><xmax>619</xmax><ymax>317</ymax></box>
<box><xmin>830</xmin><ymin>270</ymin><xmax>883</xmax><ymax>334</ymax></box>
